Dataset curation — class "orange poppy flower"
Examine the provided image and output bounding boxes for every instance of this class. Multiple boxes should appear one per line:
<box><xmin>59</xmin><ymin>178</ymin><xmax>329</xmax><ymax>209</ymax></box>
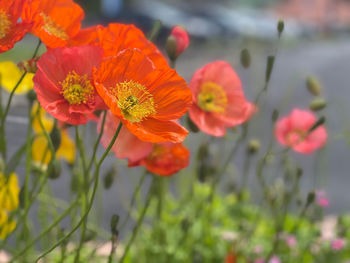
<box><xmin>22</xmin><ymin>0</ymin><xmax>84</xmax><ymax>48</ymax></box>
<box><xmin>93</xmin><ymin>48</ymin><xmax>191</xmax><ymax>143</ymax></box>
<box><xmin>129</xmin><ymin>143</ymin><xmax>190</xmax><ymax>176</ymax></box>
<box><xmin>0</xmin><ymin>0</ymin><xmax>31</xmax><ymax>52</ymax></box>
<box><xmin>69</xmin><ymin>23</ymin><xmax>167</xmax><ymax>67</ymax></box>
<box><xmin>189</xmin><ymin>61</ymin><xmax>256</xmax><ymax>137</ymax></box>
<box><xmin>98</xmin><ymin>111</ymin><xmax>189</xmax><ymax>176</ymax></box>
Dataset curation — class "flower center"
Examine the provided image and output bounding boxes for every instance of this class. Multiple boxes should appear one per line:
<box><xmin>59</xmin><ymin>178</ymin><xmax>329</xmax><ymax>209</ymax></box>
<box><xmin>287</xmin><ymin>129</ymin><xmax>307</xmax><ymax>146</ymax></box>
<box><xmin>113</xmin><ymin>80</ymin><xmax>156</xmax><ymax>123</ymax></box>
<box><xmin>197</xmin><ymin>82</ymin><xmax>227</xmax><ymax>113</ymax></box>
<box><xmin>40</xmin><ymin>12</ymin><xmax>68</xmax><ymax>40</ymax></box>
<box><xmin>60</xmin><ymin>71</ymin><xmax>94</xmax><ymax>104</ymax></box>
<box><xmin>0</xmin><ymin>10</ymin><xmax>11</xmax><ymax>39</ymax></box>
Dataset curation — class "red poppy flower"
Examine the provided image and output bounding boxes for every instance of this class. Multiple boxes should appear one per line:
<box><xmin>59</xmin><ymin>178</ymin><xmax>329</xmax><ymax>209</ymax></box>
<box><xmin>188</xmin><ymin>61</ymin><xmax>256</xmax><ymax>137</ymax></box>
<box><xmin>129</xmin><ymin>143</ymin><xmax>190</xmax><ymax>176</ymax></box>
<box><xmin>22</xmin><ymin>0</ymin><xmax>84</xmax><ymax>48</ymax></box>
<box><xmin>275</xmin><ymin>109</ymin><xmax>327</xmax><ymax>154</ymax></box>
<box><xmin>33</xmin><ymin>46</ymin><xmax>105</xmax><ymax>125</ymax></box>
<box><xmin>69</xmin><ymin>23</ymin><xmax>167</xmax><ymax>67</ymax></box>
<box><xmin>98</xmin><ymin>111</ymin><xmax>153</xmax><ymax>162</ymax></box>
<box><xmin>0</xmin><ymin>0</ymin><xmax>31</xmax><ymax>52</ymax></box>
<box><xmin>93</xmin><ymin>48</ymin><xmax>191</xmax><ymax>143</ymax></box>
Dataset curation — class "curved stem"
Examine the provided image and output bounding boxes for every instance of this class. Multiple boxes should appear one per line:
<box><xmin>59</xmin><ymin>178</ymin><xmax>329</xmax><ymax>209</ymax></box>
<box><xmin>119</xmin><ymin>177</ymin><xmax>155</xmax><ymax>262</ymax></box>
<box><xmin>120</xmin><ymin>172</ymin><xmax>147</xmax><ymax>230</ymax></box>
<box><xmin>34</xmin><ymin>123</ymin><xmax>122</xmax><ymax>262</ymax></box>
<box><xmin>87</xmin><ymin>110</ymin><xmax>107</xmax><ymax>172</ymax></box>
<box><xmin>10</xmin><ymin>200</ymin><xmax>79</xmax><ymax>262</ymax></box>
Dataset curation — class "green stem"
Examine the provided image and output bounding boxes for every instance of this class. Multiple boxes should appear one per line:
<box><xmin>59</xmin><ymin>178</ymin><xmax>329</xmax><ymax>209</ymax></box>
<box><xmin>10</xmin><ymin>200</ymin><xmax>79</xmax><ymax>262</ymax></box>
<box><xmin>34</xmin><ymin>123</ymin><xmax>122</xmax><ymax>262</ymax></box>
<box><xmin>87</xmin><ymin>111</ymin><xmax>107</xmax><ymax>172</ymax></box>
<box><xmin>208</xmin><ymin>124</ymin><xmax>248</xmax><ymax>201</ymax></box>
<box><xmin>120</xmin><ymin>172</ymin><xmax>147</xmax><ymax>230</ymax></box>
<box><xmin>0</xmin><ymin>72</ymin><xmax>27</xmax><ymax>161</ymax></box>
<box><xmin>119</xmin><ymin>177</ymin><xmax>155</xmax><ymax>262</ymax></box>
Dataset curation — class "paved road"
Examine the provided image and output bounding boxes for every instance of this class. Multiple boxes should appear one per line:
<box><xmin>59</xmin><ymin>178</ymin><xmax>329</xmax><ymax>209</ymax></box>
<box><xmin>3</xmin><ymin>36</ymin><xmax>350</xmax><ymax>235</ymax></box>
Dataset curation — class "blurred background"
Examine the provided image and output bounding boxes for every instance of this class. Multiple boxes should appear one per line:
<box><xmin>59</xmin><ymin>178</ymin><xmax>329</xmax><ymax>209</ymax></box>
<box><xmin>2</xmin><ymin>0</ymin><xmax>350</xmax><ymax>232</ymax></box>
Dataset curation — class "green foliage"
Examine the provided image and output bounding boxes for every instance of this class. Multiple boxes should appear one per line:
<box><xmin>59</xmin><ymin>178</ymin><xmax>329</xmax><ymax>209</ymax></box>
<box><xmin>124</xmin><ymin>183</ymin><xmax>350</xmax><ymax>263</ymax></box>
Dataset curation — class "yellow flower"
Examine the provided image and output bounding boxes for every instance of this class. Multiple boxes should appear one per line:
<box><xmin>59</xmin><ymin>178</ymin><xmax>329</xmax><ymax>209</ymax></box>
<box><xmin>0</xmin><ymin>61</ymin><xmax>34</xmax><ymax>94</ymax></box>
<box><xmin>0</xmin><ymin>173</ymin><xmax>19</xmax><ymax>212</ymax></box>
<box><xmin>31</xmin><ymin>103</ymin><xmax>76</xmax><ymax>166</ymax></box>
<box><xmin>32</xmin><ymin>131</ymin><xmax>76</xmax><ymax>166</ymax></box>
<box><xmin>0</xmin><ymin>210</ymin><xmax>16</xmax><ymax>240</ymax></box>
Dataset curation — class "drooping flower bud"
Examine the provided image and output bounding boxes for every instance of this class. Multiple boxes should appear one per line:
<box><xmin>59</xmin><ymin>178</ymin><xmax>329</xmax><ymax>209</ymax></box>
<box><xmin>309</xmin><ymin>98</ymin><xmax>327</xmax><ymax>111</ymax></box>
<box><xmin>306</xmin><ymin>76</ymin><xmax>321</xmax><ymax>96</ymax></box>
<box><xmin>166</xmin><ymin>26</ymin><xmax>189</xmax><ymax>61</ymax></box>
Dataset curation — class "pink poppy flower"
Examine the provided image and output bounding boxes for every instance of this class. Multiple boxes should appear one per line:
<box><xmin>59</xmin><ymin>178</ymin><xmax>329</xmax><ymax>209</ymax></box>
<box><xmin>33</xmin><ymin>46</ymin><xmax>106</xmax><ymax>125</ymax></box>
<box><xmin>315</xmin><ymin>190</ymin><xmax>330</xmax><ymax>207</ymax></box>
<box><xmin>274</xmin><ymin>109</ymin><xmax>327</xmax><ymax>154</ymax></box>
<box><xmin>188</xmin><ymin>61</ymin><xmax>256</xmax><ymax>137</ymax></box>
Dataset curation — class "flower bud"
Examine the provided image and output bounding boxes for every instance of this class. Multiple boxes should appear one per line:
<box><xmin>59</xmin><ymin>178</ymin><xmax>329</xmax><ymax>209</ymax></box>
<box><xmin>240</xmin><ymin>48</ymin><xmax>251</xmax><ymax>68</ymax></box>
<box><xmin>306</xmin><ymin>76</ymin><xmax>321</xmax><ymax>96</ymax></box>
<box><xmin>186</xmin><ymin>115</ymin><xmax>199</xmax><ymax>133</ymax></box>
<box><xmin>18</xmin><ymin>58</ymin><xmax>38</xmax><ymax>74</ymax></box>
<box><xmin>48</xmin><ymin>159</ymin><xmax>61</xmax><ymax>179</ymax></box>
<box><xmin>26</xmin><ymin>89</ymin><xmax>37</xmax><ymax>103</ymax></box>
<box><xmin>103</xmin><ymin>166</ymin><xmax>116</xmax><ymax>189</ymax></box>
<box><xmin>166</xmin><ymin>26</ymin><xmax>189</xmax><ymax>61</ymax></box>
<box><xmin>110</xmin><ymin>214</ymin><xmax>120</xmax><ymax>236</ymax></box>
<box><xmin>307</xmin><ymin>191</ymin><xmax>315</xmax><ymax>205</ymax></box>
<box><xmin>309</xmin><ymin>98</ymin><xmax>327</xmax><ymax>111</ymax></box>
<box><xmin>308</xmin><ymin>116</ymin><xmax>326</xmax><ymax>133</ymax></box>
<box><xmin>247</xmin><ymin>139</ymin><xmax>260</xmax><ymax>154</ymax></box>
<box><xmin>277</xmin><ymin>19</ymin><xmax>285</xmax><ymax>38</ymax></box>
<box><xmin>271</xmin><ymin>109</ymin><xmax>279</xmax><ymax>122</ymax></box>
<box><xmin>49</xmin><ymin>122</ymin><xmax>61</xmax><ymax>152</ymax></box>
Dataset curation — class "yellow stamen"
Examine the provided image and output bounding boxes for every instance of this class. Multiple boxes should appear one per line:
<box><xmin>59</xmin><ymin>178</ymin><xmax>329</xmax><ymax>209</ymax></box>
<box><xmin>0</xmin><ymin>10</ymin><xmax>11</xmax><ymax>39</ymax></box>
<box><xmin>61</xmin><ymin>71</ymin><xmax>94</xmax><ymax>105</ymax></box>
<box><xmin>197</xmin><ymin>82</ymin><xmax>227</xmax><ymax>113</ymax></box>
<box><xmin>41</xmin><ymin>12</ymin><xmax>68</xmax><ymax>40</ymax></box>
<box><xmin>112</xmin><ymin>80</ymin><xmax>156</xmax><ymax>123</ymax></box>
